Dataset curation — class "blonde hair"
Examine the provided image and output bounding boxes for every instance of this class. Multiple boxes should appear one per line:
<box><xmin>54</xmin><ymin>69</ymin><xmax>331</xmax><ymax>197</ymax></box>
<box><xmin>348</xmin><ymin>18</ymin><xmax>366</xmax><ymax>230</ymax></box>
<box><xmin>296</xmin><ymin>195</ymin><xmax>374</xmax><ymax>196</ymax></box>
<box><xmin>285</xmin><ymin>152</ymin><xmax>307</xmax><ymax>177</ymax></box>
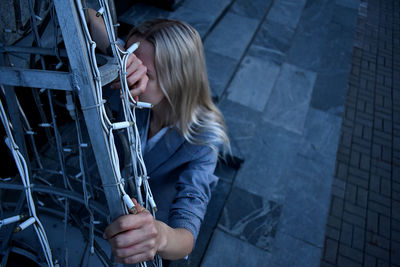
<box><xmin>127</xmin><ymin>19</ymin><xmax>230</xmax><ymax>154</ymax></box>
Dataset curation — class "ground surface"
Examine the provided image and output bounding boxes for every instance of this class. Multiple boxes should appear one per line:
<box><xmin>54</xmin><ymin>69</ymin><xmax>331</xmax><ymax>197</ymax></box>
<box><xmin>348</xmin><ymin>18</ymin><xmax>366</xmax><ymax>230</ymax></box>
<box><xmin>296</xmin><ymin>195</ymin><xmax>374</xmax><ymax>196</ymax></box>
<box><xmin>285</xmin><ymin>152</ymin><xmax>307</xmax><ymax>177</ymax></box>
<box><xmin>3</xmin><ymin>0</ymin><xmax>399</xmax><ymax>266</ymax></box>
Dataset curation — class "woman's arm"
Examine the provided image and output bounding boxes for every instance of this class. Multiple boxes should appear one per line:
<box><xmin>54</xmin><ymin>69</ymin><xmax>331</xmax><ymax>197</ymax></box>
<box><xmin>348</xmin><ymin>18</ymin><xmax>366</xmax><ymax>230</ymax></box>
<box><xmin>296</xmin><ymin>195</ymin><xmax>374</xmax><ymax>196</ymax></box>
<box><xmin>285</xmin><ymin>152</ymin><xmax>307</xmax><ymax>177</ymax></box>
<box><xmin>87</xmin><ymin>8</ymin><xmax>110</xmax><ymax>54</ymax></box>
<box><xmin>87</xmin><ymin>8</ymin><xmax>148</xmax><ymax>97</ymax></box>
<box><xmin>156</xmin><ymin>220</ymin><xmax>194</xmax><ymax>260</ymax></box>
<box><xmin>103</xmin><ymin>203</ymin><xmax>194</xmax><ymax>264</ymax></box>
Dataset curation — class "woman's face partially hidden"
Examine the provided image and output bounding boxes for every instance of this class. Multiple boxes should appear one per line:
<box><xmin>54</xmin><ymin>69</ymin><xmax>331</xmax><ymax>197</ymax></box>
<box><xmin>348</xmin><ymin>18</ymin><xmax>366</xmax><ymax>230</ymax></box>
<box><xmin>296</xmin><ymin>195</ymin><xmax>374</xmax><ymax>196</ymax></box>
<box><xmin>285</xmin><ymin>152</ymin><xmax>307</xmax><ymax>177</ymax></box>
<box><xmin>126</xmin><ymin>36</ymin><xmax>165</xmax><ymax>106</ymax></box>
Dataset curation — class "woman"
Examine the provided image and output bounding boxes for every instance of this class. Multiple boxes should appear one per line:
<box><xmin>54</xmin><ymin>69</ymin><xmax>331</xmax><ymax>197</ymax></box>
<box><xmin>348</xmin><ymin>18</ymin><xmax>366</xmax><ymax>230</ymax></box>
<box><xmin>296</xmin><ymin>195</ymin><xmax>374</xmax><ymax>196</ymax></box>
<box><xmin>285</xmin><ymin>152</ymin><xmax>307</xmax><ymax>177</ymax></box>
<box><xmin>100</xmin><ymin>19</ymin><xmax>230</xmax><ymax>264</ymax></box>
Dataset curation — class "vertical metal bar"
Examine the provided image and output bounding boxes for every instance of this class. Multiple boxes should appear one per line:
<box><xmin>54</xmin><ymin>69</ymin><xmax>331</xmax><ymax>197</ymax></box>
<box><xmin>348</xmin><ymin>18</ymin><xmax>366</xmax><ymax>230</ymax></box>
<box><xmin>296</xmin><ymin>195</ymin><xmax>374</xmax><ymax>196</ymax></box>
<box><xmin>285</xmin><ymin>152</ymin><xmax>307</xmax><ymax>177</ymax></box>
<box><xmin>53</xmin><ymin>0</ymin><xmax>125</xmax><ymax>221</ymax></box>
<box><xmin>0</xmin><ymin>55</ymin><xmax>29</xmax><ymax>162</ymax></box>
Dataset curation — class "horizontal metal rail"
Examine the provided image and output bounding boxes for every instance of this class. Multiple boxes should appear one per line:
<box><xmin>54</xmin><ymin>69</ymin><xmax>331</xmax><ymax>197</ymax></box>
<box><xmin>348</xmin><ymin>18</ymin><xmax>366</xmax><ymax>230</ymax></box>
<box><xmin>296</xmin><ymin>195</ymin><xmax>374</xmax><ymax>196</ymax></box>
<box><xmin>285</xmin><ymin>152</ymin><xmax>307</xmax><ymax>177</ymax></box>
<box><xmin>0</xmin><ymin>59</ymin><xmax>118</xmax><ymax>90</ymax></box>
<box><xmin>0</xmin><ymin>45</ymin><xmax>68</xmax><ymax>57</ymax></box>
<box><xmin>0</xmin><ymin>67</ymin><xmax>73</xmax><ymax>91</ymax></box>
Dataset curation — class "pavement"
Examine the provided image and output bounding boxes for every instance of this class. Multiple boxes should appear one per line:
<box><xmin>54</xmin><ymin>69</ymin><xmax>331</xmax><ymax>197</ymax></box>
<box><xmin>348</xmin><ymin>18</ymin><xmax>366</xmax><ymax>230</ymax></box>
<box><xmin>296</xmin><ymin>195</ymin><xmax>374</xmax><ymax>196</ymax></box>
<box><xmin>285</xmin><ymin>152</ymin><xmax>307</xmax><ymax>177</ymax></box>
<box><xmin>117</xmin><ymin>0</ymin><xmax>400</xmax><ymax>266</ymax></box>
<box><xmin>320</xmin><ymin>1</ymin><xmax>400</xmax><ymax>266</ymax></box>
<box><xmin>7</xmin><ymin>0</ymin><xmax>391</xmax><ymax>266</ymax></box>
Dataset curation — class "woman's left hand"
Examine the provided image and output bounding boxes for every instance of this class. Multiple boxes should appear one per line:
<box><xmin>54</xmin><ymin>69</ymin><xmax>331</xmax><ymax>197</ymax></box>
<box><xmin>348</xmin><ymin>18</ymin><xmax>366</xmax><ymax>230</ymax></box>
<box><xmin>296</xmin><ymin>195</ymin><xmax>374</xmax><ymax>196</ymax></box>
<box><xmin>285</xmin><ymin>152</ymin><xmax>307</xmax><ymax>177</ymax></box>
<box><xmin>103</xmin><ymin>202</ymin><xmax>164</xmax><ymax>264</ymax></box>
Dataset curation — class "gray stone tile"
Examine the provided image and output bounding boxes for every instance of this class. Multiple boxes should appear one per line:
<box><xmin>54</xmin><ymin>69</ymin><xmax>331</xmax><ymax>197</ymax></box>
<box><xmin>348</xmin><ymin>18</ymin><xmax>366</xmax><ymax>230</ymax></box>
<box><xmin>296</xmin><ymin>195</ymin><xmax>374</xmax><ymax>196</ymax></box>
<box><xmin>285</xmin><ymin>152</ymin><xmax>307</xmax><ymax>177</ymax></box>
<box><xmin>205</xmin><ymin>50</ymin><xmax>238</xmax><ymax>100</ymax></box>
<box><xmin>118</xmin><ymin>3</ymin><xmax>169</xmax><ymax>26</ymax></box>
<box><xmin>290</xmin><ymin>2</ymin><xmax>357</xmax><ymax>73</ymax></box>
<box><xmin>266</xmin><ymin>0</ymin><xmax>307</xmax><ymax>30</ymax></box>
<box><xmin>218</xmin><ymin>99</ymin><xmax>261</xmax><ymax>159</ymax></box>
<box><xmin>263</xmin><ymin>63</ymin><xmax>317</xmax><ymax>134</ymax></box>
<box><xmin>279</xmin><ymin>154</ymin><xmax>334</xmax><ymax>247</ymax></box>
<box><xmin>218</xmin><ymin>186</ymin><xmax>281</xmax><ymax>251</ymax></box>
<box><xmin>286</xmin><ymin>27</ymin><xmax>327</xmax><ymax>71</ymax></box>
<box><xmin>227</xmin><ymin>55</ymin><xmax>280</xmax><ymax>112</ymax></box>
<box><xmin>253</xmin><ymin>19</ymin><xmax>295</xmax><ymax>55</ymax></box>
<box><xmin>286</xmin><ymin>0</ymin><xmax>334</xmax><ymax>70</ymax></box>
<box><xmin>181</xmin><ymin>0</ymin><xmax>232</xmax><ymax>14</ymax></box>
<box><xmin>271</xmin><ymin>230</ymin><xmax>322</xmax><ymax>267</ymax></box>
<box><xmin>310</xmin><ymin>71</ymin><xmax>348</xmax><ymax>116</ymax></box>
<box><xmin>319</xmin><ymin>21</ymin><xmax>355</xmax><ymax>72</ymax></box>
<box><xmin>201</xmin><ymin>229</ymin><xmax>272</xmax><ymax>266</ymax></box>
<box><xmin>298</xmin><ymin>0</ymin><xmax>335</xmax><ymax>33</ymax></box>
<box><xmin>230</xmin><ymin>0</ymin><xmax>273</xmax><ymax>20</ymax></box>
<box><xmin>204</xmin><ymin>12</ymin><xmax>259</xmax><ymax>60</ymax></box>
<box><xmin>336</xmin><ymin>0</ymin><xmax>360</xmax><ymax>10</ymax></box>
<box><xmin>247</xmin><ymin>44</ymin><xmax>286</xmax><ymax>65</ymax></box>
<box><xmin>233</xmin><ymin>122</ymin><xmax>301</xmax><ymax>203</ymax></box>
<box><xmin>168</xmin><ymin>7</ymin><xmax>215</xmax><ymax>38</ymax></box>
<box><xmin>299</xmin><ymin>108</ymin><xmax>342</xmax><ymax>160</ymax></box>
<box><xmin>332</xmin><ymin>3</ymin><xmax>359</xmax><ymax>27</ymax></box>
<box><xmin>119</xmin><ymin>0</ymin><xmax>233</xmax><ymax>39</ymax></box>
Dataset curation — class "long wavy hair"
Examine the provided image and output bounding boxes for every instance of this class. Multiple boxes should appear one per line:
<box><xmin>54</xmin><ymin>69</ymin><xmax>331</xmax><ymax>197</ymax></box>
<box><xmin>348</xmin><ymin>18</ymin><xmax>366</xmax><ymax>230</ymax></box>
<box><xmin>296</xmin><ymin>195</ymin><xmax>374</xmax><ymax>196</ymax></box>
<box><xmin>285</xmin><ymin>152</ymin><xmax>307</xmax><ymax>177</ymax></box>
<box><xmin>126</xmin><ymin>19</ymin><xmax>230</xmax><ymax>154</ymax></box>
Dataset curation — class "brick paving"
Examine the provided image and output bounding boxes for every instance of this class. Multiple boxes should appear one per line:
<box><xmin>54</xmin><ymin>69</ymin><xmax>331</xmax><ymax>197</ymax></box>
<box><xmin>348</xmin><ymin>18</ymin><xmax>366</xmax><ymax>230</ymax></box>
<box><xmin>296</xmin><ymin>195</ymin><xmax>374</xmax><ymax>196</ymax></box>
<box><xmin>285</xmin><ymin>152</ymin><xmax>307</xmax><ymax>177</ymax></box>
<box><xmin>320</xmin><ymin>0</ymin><xmax>400</xmax><ymax>266</ymax></box>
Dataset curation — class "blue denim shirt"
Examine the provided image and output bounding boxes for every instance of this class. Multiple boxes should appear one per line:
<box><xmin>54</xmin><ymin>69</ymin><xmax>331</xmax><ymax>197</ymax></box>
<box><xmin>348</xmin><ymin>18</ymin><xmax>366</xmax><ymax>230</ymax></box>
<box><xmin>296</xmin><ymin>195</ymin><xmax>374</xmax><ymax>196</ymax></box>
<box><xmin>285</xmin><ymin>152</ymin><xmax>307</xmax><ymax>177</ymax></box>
<box><xmin>136</xmin><ymin>109</ymin><xmax>219</xmax><ymax>242</ymax></box>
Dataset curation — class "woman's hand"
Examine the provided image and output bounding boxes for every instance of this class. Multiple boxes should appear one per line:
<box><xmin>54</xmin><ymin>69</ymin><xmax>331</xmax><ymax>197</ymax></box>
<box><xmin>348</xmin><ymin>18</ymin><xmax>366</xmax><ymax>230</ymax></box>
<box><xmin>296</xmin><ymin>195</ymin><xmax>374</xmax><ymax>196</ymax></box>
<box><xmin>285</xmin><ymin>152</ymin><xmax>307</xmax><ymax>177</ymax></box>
<box><xmin>104</xmin><ymin>199</ymin><xmax>194</xmax><ymax>263</ymax></box>
<box><xmin>87</xmin><ymin>8</ymin><xmax>148</xmax><ymax>99</ymax></box>
<box><xmin>103</xmin><ymin>201</ymin><xmax>166</xmax><ymax>264</ymax></box>
<box><xmin>111</xmin><ymin>53</ymin><xmax>148</xmax><ymax>100</ymax></box>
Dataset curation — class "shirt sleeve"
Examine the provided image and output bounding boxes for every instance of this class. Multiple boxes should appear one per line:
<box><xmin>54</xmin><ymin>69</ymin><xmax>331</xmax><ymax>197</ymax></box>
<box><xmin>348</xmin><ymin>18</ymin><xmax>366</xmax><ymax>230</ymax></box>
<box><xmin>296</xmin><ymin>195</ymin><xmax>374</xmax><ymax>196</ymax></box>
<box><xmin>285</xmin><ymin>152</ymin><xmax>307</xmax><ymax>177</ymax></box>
<box><xmin>168</xmin><ymin>145</ymin><xmax>219</xmax><ymax>242</ymax></box>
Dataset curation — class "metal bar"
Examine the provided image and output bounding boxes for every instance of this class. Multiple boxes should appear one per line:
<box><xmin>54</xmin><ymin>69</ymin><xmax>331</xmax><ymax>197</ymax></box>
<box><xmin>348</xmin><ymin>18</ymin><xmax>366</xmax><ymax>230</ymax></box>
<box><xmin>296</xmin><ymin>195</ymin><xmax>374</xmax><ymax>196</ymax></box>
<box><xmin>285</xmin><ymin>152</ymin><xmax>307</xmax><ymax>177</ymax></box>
<box><xmin>0</xmin><ymin>45</ymin><xmax>68</xmax><ymax>57</ymax></box>
<box><xmin>51</xmin><ymin>0</ymin><xmax>125</xmax><ymax>221</ymax></box>
<box><xmin>0</xmin><ymin>53</ymin><xmax>117</xmax><ymax>88</ymax></box>
<box><xmin>0</xmin><ymin>67</ymin><xmax>73</xmax><ymax>91</ymax></box>
<box><xmin>0</xmin><ymin>56</ymin><xmax>29</xmax><ymax>162</ymax></box>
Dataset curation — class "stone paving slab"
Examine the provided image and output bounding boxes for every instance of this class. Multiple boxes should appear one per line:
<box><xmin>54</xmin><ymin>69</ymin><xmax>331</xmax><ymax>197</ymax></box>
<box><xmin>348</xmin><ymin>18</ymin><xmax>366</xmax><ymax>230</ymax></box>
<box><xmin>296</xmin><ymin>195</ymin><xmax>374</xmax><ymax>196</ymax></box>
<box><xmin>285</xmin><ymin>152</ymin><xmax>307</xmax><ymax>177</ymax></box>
<box><xmin>201</xmin><ymin>229</ymin><xmax>272</xmax><ymax>266</ymax></box>
<box><xmin>218</xmin><ymin>186</ymin><xmax>281</xmax><ymax>251</ymax></box>
<box><xmin>227</xmin><ymin>56</ymin><xmax>280</xmax><ymax>111</ymax></box>
<box><xmin>205</xmin><ymin>51</ymin><xmax>237</xmax><ymax>100</ymax></box>
<box><xmin>168</xmin><ymin>7</ymin><xmax>218</xmax><ymax>38</ymax></box>
<box><xmin>253</xmin><ymin>18</ymin><xmax>295</xmax><ymax>56</ymax></box>
<box><xmin>118</xmin><ymin>3</ymin><xmax>169</xmax><ymax>27</ymax></box>
<box><xmin>299</xmin><ymin>107</ymin><xmax>342</xmax><ymax>160</ymax></box>
<box><xmin>263</xmin><ymin>63</ymin><xmax>317</xmax><ymax>134</ymax></box>
<box><xmin>286</xmin><ymin>0</ymin><xmax>335</xmax><ymax>72</ymax></box>
<box><xmin>279</xmin><ymin>153</ymin><xmax>333</xmax><ymax>247</ymax></box>
<box><xmin>230</xmin><ymin>0</ymin><xmax>273</xmax><ymax>20</ymax></box>
<box><xmin>319</xmin><ymin>18</ymin><xmax>354</xmax><ymax>73</ymax></box>
<box><xmin>217</xmin><ymin>99</ymin><xmax>260</xmax><ymax>156</ymax></box>
<box><xmin>266</xmin><ymin>0</ymin><xmax>306</xmax><ymax>30</ymax></box>
<box><xmin>119</xmin><ymin>0</ymin><xmax>231</xmax><ymax>38</ymax></box>
<box><xmin>181</xmin><ymin>0</ymin><xmax>232</xmax><ymax>15</ymax></box>
<box><xmin>231</xmin><ymin>119</ymin><xmax>300</xmax><ymax>203</ymax></box>
<box><xmin>336</xmin><ymin>0</ymin><xmax>360</xmax><ymax>10</ymax></box>
<box><xmin>203</xmin><ymin>12</ymin><xmax>259</xmax><ymax>61</ymax></box>
<box><xmin>310</xmin><ymin>71</ymin><xmax>349</xmax><ymax>116</ymax></box>
<box><xmin>270</xmin><ymin>230</ymin><xmax>322</xmax><ymax>267</ymax></box>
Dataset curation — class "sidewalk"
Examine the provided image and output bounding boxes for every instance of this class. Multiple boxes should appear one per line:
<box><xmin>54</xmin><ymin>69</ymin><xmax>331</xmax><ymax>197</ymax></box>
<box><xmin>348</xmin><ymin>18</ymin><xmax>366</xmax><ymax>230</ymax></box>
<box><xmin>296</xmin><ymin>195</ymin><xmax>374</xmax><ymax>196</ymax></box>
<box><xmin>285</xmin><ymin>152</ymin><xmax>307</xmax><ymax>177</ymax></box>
<box><xmin>321</xmin><ymin>0</ymin><xmax>400</xmax><ymax>266</ymax></box>
<box><xmin>118</xmin><ymin>0</ymin><xmax>399</xmax><ymax>266</ymax></box>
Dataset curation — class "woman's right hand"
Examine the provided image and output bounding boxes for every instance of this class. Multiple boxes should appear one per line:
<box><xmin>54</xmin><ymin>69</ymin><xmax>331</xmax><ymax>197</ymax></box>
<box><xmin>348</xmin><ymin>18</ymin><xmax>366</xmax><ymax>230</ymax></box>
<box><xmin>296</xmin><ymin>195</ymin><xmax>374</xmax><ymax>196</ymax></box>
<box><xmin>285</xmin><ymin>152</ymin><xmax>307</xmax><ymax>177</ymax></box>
<box><xmin>111</xmin><ymin>53</ymin><xmax>148</xmax><ymax>100</ymax></box>
<box><xmin>103</xmin><ymin>199</ymin><xmax>166</xmax><ymax>264</ymax></box>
